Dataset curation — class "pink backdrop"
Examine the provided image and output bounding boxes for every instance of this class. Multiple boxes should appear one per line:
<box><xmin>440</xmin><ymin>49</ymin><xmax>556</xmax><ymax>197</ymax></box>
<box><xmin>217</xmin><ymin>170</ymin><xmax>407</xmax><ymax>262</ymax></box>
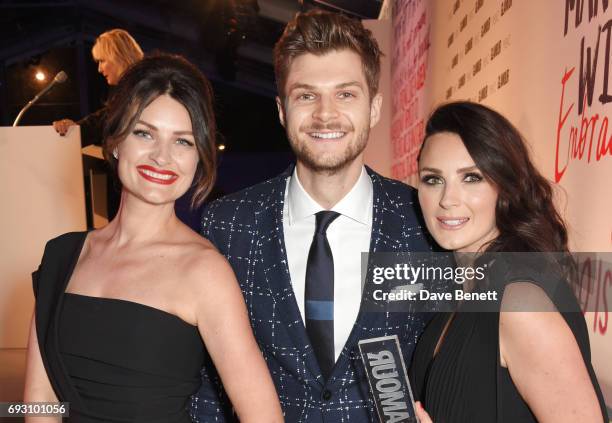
<box><xmin>370</xmin><ymin>0</ymin><xmax>612</xmax><ymax>412</ymax></box>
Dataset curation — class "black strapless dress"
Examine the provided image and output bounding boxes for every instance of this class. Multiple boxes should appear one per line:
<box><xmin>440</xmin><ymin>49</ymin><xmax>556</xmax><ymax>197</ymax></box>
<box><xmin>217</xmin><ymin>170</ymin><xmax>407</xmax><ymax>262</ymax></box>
<box><xmin>32</xmin><ymin>232</ymin><xmax>209</xmax><ymax>422</ymax></box>
<box><xmin>58</xmin><ymin>293</ymin><xmax>204</xmax><ymax>422</ymax></box>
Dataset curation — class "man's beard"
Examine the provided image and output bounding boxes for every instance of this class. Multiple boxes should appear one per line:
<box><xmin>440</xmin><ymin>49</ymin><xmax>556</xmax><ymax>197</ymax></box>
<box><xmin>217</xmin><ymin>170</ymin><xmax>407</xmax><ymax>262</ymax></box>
<box><xmin>288</xmin><ymin>122</ymin><xmax>370</xmax><ymax>174</ymax></box>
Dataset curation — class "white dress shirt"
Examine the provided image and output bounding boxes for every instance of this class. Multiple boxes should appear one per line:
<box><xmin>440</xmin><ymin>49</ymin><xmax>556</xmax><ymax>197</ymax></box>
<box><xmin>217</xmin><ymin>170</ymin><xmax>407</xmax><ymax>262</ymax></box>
<box><xmin>283</xmin><ymin>166</ymin><xmax>373</xmax><ymax>362</ymax></box>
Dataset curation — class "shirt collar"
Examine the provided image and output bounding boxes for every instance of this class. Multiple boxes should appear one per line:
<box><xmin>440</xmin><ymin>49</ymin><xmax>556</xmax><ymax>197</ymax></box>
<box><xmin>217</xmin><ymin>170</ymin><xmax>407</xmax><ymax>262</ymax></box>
<box><xmin>287</xmin><ymin>166</ymin><xmax>373</xmax><ymax>226</ymax></box>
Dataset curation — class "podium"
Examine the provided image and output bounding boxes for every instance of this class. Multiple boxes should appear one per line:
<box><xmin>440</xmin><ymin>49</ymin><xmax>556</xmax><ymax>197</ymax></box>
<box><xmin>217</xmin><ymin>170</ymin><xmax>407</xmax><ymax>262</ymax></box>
<box><xmin>82</xmin><ymin>144</ymin><xmax>111</xmax><ymax>228</ymax></box>
<box><xmin>0</xmin><ymin>126</ymin><xmax>86</xmax><ymax>348</ymax></box>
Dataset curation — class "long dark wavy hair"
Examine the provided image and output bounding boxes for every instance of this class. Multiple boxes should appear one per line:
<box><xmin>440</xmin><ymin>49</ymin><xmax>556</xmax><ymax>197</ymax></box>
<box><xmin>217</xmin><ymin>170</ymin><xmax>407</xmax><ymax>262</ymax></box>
<box><xmin>103</xmin><ymin>53</ymin><xmax>217</xmax><ymax>208</ymax></box>
<box><xmin>420</xmin><ymin>101</ymin><xmax>569</xmax><ymax>253</ymax></box>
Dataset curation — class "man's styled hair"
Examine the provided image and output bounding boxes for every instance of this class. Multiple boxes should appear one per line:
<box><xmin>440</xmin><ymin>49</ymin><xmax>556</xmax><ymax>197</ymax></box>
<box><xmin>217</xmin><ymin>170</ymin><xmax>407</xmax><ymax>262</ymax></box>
<box><xmin>273</xmin><ymin>9</ymin><xmax>382</xmax><ymax>100</ymax></box>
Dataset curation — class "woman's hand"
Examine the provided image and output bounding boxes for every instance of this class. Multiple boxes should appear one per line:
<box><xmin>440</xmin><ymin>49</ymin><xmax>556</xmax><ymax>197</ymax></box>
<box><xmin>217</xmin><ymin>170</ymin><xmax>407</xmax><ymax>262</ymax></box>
<box><xmin>415</xmin><ymin>401</ymin><xmax>433</xmax><ymax>423</ymax></box>
<box><xmin>52</xmin><ymin>119</ymin><xmax>76</xmax><ymax>136</ymax></box>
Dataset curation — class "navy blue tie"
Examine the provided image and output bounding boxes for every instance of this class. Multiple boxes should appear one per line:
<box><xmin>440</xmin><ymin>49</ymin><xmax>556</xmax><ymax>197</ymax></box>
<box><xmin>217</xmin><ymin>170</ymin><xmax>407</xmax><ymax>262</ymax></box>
<box><xmin>305</xmin><ymin>210</ymin><xmax>340</xmax><ymax>380</ymax></box>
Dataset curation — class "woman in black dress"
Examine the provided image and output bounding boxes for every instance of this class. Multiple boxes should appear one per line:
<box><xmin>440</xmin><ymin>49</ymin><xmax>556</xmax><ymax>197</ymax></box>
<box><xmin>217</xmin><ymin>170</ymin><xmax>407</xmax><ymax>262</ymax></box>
<box><xmin>411</xmin><ymin>102</ymin><xmax>607</xmax><ymax>422</ymax></box>
<box><xmin>24</xmin><ymin>54</ymin><xmax>283</xmax><ymax>422</ymax></box>
<box><xmin>53</xmin><ymin>29</ymin><xmax>144</xmax><ymax>146</ymax></box>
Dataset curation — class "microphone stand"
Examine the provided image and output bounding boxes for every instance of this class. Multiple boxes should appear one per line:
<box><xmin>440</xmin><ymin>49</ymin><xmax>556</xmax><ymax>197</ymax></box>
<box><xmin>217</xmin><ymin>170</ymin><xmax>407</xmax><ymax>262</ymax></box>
<box><xmin>12</xmin><ymin>101</ymin><xmax>36</xmax><ymax>127</ymax></box>
<box><xmin>13</xmin><ymin>71</ymin><xmax>67</xmax><ymax>127</ymax></box>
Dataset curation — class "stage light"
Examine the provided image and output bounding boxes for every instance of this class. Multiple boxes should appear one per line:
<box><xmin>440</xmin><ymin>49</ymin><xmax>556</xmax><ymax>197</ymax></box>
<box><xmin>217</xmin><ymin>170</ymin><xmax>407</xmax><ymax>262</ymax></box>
<box><xmin>218</xmin><ymin>144</ymin><xmax>226</xmax><ymax>151</ymax></box>
<box><xmin>35</xmin><ymin>70</ymin><xmax>46</xmax><ymax>82</ymax></box>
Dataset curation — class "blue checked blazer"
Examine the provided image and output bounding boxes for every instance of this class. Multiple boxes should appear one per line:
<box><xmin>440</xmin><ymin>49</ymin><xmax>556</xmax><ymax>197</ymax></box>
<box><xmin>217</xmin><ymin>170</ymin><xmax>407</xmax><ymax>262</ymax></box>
<box><xmin>191</xmin><ymin>165</ymin><xmax>436</xmax><ymax>422</ymax></box>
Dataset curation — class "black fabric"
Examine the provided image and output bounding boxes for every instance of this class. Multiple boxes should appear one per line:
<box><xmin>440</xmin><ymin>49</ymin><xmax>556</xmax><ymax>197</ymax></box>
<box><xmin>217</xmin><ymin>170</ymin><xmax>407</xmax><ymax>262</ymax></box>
<box><xmin>78</xmin><ymin>104</ymin><xmax>121</xmax><ymax>220</ymax></box>
<box><xmin>78</xmin><ymin>87</ymin><xmax>113</xmax><ymax>147</ymax></box>
<box><xmin>77</xmin><ymin>107</ymin><xmax>106</xmax><ymax>147</ymax></box>
<box><xmin>32</xmin><ymin>232</ymin><xmax>209</xmax><ymax>422</ymax></box>
<box><xmin>409</xmin><ymin>258</ymin><xmax>609</xmax><ymax>423</ymax></box>
<box><xmin>33</xmin><ymin>232</ymin><xmax>89</xmax><ymax>409</ymax></box>
<box><xmin>305</xmin><ymin>210</ymin><xmax>340</xmax><ymax>380</ymax></box>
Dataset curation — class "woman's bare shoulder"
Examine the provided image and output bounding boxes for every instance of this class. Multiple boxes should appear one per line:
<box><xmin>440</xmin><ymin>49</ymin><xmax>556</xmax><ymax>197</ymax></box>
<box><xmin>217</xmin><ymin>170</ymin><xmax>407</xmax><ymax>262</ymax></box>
<box><xmin>164</xmin><ymin>222</ymin><xmax>217</xmax><ymax>259</ymax></box>
<box><xmin>180</xmin><ymin>241</ymin><xmax>242</xmax><ymax>325</ymax></box>
<box><xmin>174</xmin><ymin>225</ymin><xmax>235</xmax><ymax>289</ymax></box>
<box><xmin>499</xmin><ymin>281</ymin><xmax>572</xmax><ymax>368</ymax></box>
<box><xmin>500</xmin><ymin>280</ymin><xmax>557</xmax><ymax>313</ymax></box>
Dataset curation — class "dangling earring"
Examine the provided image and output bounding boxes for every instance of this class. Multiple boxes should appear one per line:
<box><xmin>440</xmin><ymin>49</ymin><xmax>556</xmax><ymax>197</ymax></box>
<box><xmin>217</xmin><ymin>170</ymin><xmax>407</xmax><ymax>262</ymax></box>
<box><xmin>113</xmin><ymin>148</ymin><xmax>118</xmax><ymax>159</ymax></box>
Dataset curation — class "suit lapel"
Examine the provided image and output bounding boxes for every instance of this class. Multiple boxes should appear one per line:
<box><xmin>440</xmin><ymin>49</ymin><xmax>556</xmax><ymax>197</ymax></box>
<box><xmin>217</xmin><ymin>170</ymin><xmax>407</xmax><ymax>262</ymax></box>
<box><xmin>330</xmin><ymin>168</ymin><xmax>408</xmax><ymax>380</ymax></box>
<box><xmin>256</xmin><ymin>166</ymin><xmax>416</xmax><ymax>384</ymax></box>
<box><xmin>367</xmin><ymin>169</ymin><xmax>409</xmax><ymax>254</ymax></box>
<box><xmin>254</xmin><ymin>165</ymin><xmax>323</xmax><ymax>384</ymax></box>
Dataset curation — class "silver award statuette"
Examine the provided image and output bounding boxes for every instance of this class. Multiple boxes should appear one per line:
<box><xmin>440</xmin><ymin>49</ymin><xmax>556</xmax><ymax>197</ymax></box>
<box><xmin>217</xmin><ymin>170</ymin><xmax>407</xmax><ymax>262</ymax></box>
<box><xmin>358</xmin><ymin>335</ymin><xmax>418</xmax><ymax>423</ymax></box>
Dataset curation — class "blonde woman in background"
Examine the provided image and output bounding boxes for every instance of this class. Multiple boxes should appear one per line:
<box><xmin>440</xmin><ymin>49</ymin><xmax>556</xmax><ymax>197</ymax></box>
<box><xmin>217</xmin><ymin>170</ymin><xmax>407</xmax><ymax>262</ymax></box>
<box><xmin>53</xmin><ymin>29</ymin><xmax>144</xmax><ymax>145</ymax></box>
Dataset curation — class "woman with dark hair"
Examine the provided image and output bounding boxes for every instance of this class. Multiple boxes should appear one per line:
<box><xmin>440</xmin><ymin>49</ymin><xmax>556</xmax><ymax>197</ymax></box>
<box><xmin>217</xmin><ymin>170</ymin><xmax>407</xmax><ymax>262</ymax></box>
<box><xmin>410</xmin><ymin>101</ymin><xmax>607</xmax><ymax>422</ymax></box>
<box><xmin>24</xmin><ymin>54</ymin><xmax>283</xmax><ymax>423</ymax></box>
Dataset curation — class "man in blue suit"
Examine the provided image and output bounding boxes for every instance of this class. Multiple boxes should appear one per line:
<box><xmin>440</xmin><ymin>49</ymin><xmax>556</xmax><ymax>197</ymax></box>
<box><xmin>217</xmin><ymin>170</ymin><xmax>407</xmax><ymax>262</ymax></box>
<box><xmin>192</xmin><ymin>9</ymin><xmax>435</xmax><ymax>422</ymax></box>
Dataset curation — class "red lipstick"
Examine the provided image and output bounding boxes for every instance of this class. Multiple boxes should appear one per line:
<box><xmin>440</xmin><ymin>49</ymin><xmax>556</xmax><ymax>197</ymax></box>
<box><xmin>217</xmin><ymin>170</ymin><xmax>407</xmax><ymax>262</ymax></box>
<box><xmin>136</xmin><ymin>165</ymin><xmax>178</xmax><ymax>185</ymax></box>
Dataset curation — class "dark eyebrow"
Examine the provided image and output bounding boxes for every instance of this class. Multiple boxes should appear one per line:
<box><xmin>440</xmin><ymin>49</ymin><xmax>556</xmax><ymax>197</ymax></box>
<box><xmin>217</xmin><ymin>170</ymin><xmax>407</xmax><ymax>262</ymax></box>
<box><xmin>336</xmin><ymin>81</ymin><xmax>365</xmax><ymax>90</ymax></box>
<box><xmin>287</xmin><ymin>83</ymin><xmax>316</xmax><ymax>93</ymax></box>
<box><xmin>287</xmin><ymin>81</ymin><xmax>365</xmax><ymax>93</ymax></box>
<box><xmin>457</xmin><ymin>165</ymin><xmax>478</xmax><ymax>173</ymax></box>
<box><xmin>419</xmin><ymin>167</ymin><xmax>441</xmax><ymax>174</ymax></box>
<box><xmin>136</xmin><ymin>120</ymin><xmax>158</xmax><ymax>131</ymax></box>
<box><xmin>136</xmin><ymin>120</ymin><xmax>193</xmax><ymax>136</ymax></box>
<box><xmin>419</xmin><ymin>166</ymin><xmax>479</xmax><ymax>174</ymax></box>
